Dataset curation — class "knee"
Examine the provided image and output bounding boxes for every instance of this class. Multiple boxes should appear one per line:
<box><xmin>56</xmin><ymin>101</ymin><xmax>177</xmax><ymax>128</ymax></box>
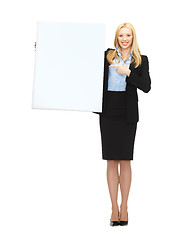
<box><xmin>119</xmin><ymin>160</ymin><xmax>131</xmax><ymax>169</ymax></box>
<box><xmin>107</xmin><ymin>160</ymin><xmax>119</xmax><ymax>169</ymax></box>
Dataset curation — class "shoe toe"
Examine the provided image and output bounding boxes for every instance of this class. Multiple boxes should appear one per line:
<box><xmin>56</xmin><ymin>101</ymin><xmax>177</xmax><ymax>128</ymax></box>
<box><xmin>119</xmin><ymin>220</ymin><xmax>128</xmax><ymax>226</ymax></box>
<box><xmin>110</xmin><ymin>221</ymin><xmax>120</xmax><ymax>226</ymax></box>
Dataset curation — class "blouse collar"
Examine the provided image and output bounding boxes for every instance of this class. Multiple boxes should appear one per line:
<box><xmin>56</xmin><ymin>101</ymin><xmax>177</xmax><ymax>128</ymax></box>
<box><xmin>116</xmin><ymin>47</ymin><xmax>132</xmax><ymax>61</ymax></box>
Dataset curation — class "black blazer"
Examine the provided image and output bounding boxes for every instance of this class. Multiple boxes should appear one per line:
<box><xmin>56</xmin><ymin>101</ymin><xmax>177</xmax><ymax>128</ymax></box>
<box><xmin>93</xmin><ymin>48</ymin><xmax>151</xmax><ymax>123</ymax></box>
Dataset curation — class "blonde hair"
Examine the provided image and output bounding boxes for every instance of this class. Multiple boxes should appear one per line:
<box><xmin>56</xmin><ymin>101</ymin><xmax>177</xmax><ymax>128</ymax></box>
<box><xmin>107</xmin><ymin>22</ymin><xmax>142</xmax><ymax>68</ymax></box>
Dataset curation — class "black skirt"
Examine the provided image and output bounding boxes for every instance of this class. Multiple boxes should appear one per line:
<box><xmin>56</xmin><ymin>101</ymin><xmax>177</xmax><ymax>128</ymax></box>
<box><xmin>99</xmin><ymin>91</ymin><xmax>137</xmax><ymax>160</ymax></box>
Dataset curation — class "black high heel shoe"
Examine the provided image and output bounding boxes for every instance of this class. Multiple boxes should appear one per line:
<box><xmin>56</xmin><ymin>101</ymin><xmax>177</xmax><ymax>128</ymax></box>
<box><xmin>119</xmin><ymin>211</ymin><xmax>128</xmax><ymax>226</ymax></box>
<box><xmin>110</xmin><ymin>210</ymin><xmax>120</xmax><ymax>226</ymax></box>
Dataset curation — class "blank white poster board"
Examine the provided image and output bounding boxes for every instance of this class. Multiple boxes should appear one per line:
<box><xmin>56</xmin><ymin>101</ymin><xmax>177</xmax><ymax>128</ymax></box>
<box><xmin>32</xmin><ymin>21</ymin><xmax>106</xmax><ymax>112</ymax></box>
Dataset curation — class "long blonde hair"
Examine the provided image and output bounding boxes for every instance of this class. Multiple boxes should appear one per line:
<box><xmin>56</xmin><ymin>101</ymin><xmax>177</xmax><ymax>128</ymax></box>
<box><xmin>107</xmin><ymin>23</ymin><xmax>142</xmax><ymax>68</ymax></box>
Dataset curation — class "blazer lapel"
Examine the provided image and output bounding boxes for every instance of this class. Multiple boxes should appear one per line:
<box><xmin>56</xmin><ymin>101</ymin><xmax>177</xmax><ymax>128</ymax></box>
<box><xmin>104</xmin><ymin>59</ymin><xmax>110</xmax><ymax>91</ymax></box>
<box><xmin>129</xmin><ymin>62</ymin><xmax>134</xmax><ymax>71</ymax></box>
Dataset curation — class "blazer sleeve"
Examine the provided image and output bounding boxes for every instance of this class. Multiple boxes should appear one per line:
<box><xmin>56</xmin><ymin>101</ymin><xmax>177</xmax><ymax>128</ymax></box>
<box><xmin>125</xmin><ymin>55</ymin><xmax>151</xmax><ymax>93</ymax></box>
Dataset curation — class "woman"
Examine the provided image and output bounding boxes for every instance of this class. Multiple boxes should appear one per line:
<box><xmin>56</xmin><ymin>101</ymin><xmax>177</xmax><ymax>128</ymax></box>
<box><xmin>93</xmin><ymin>22</ymin><xmax>151</xmax><ymax>226</ymax></box>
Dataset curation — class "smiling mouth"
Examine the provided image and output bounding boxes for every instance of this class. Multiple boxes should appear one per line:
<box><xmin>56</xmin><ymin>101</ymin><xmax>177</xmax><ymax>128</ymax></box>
<box><xmin>122</xmin><ymin>42</ymin><xmax>128</xmax><ymax>45</ymax></box>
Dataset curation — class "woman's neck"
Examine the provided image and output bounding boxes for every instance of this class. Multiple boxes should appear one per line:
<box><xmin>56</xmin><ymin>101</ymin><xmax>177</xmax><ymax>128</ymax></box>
<box><xmin>121</xmin><ymin>47</ymin><xmax>131</xmax><ymax>58</ymax></box>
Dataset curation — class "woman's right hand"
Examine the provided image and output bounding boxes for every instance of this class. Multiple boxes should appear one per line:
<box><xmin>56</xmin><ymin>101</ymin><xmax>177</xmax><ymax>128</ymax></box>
<box><xmin>34</xmin><ymin>42</ymin><xmax>36</xmax><ymax>51</ymax></box>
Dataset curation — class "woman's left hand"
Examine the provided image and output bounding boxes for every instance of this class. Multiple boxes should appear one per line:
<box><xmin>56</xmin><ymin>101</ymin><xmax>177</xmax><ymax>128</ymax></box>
<box><xmin>109</xmin><ymin>63</ymin><xmax>131</xmax><ymax>76</ymax></box>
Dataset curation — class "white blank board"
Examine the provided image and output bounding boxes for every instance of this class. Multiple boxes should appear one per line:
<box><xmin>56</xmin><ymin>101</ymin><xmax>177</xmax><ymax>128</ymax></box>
<box><xmin>32</xmin><ymin>22</ymin><xmax>106</xmax><ymax>112</ymax></box>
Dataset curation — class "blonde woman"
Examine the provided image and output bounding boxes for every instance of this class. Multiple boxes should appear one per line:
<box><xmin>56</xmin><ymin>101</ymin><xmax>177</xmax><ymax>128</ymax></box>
<box><xmin>93</xmin><ymin>22</ymin><xmax>151</xmax><ymax>226</ymax></box>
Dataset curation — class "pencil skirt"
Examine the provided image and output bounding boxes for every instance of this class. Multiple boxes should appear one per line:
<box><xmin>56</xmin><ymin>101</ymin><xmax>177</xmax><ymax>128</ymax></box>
<box><xmin>99</xmin><ymin>91</ymin><xmax>137</xmax><ymax>160</ymax></box>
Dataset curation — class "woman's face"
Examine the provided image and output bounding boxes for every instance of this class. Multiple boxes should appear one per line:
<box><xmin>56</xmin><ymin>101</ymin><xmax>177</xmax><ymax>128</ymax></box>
<box><xmin>117</xmin><ymin>27</ymin><xmax>133</xmax><ymax>50</ymax></box>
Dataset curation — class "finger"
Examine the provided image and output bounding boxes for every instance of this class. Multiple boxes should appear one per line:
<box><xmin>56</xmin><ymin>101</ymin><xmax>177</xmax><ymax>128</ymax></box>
<box><xmin>109</xmin><ymin>66</ymin><xmax>117</xmax><ymax>68</ymax></box>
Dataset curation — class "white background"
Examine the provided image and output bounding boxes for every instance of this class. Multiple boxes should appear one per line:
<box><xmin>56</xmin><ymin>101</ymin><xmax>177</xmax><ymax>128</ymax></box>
<box><xmin>0</xmin><ymin>0</ymin><xmax>192</xmax><ymax>239</ymax></box>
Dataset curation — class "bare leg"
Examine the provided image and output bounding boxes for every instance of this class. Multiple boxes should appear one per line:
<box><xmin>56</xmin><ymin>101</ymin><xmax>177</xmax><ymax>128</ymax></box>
<box><xmin>107</xmin><ymin>160</ymin><xmax>119</xmax><ymax>221</ymax></box>
<box><xmin>119</xmin><ymin>160</ymin><xmax>132</xmax><ymax>221</ymax></box>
